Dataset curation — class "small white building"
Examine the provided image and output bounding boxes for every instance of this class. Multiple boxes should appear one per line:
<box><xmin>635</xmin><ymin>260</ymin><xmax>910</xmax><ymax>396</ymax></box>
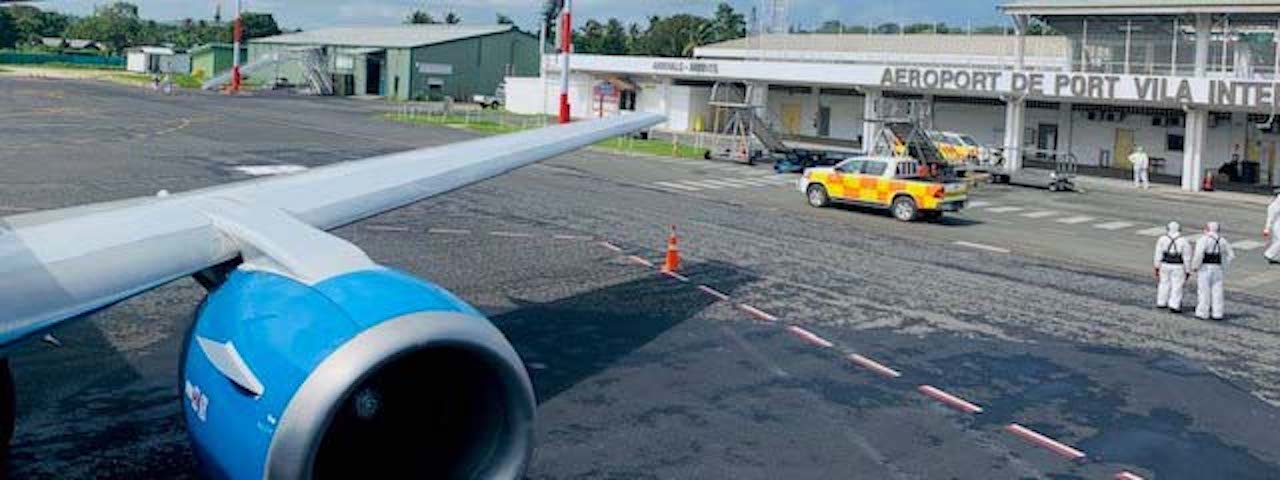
<box><xmin>125</xmin><ymin>47</ymin><xmax>191</xmax><ymax>74</ymax></box>
<box><xmin>508</xmin><ymin>0</ymin><xmax>1280</xmax><ymax>192</ymax></box>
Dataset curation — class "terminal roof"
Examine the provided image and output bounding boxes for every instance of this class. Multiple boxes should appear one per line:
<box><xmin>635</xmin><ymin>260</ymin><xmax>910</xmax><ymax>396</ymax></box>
<box><xmin>1001</xmin><ymin>0</ymin><xmax>1280</xmax><ymax>16</ymax></box>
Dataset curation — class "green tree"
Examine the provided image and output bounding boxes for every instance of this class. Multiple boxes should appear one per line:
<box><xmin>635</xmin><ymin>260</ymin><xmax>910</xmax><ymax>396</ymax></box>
<box><xmin>709</xmin><ymin>2</ymin><xmax>745</xmax><ymax>43</ymax></box>
<box><xmin>874</xmin><ymin>22</ymin><xmax>901</xmax><ymax>34</ymax></box>
<box><xmin>815</xmin><ymin>20</ymin><xmax>866</xmax><ymax>34</ymax></box>
<box><xmin>630</xmin><ymin>14</ymin><xmax>714</xmax><ymax>57</ymax></box>
<box><xmin>406</xmin><ymin>10</ymin><xmax>437</xmax><ymax>24</ymax></box>
<box><xmin>65</xmin><ymin>2</ymin><xmax>143</xmax><ymax>54</ymax></box>
<box><xmin>574</xmin><ymin>18</ymin><xmax>628</xmax><ymax>55</ymax></box>
<box><xmin>237</xmin><ymin>12</ymin><xmax>281</xmax><ymax>39</ymax></box>
<box><xmin>444</xmin><ymin>12</ymin><xmax>461</xmax><ymax>24</ymax></box>
<box><xmin>496</xmin><ymin>13</ymin><xmax>514</xmax><ymax>25</ymax></box>
<box><xmin>0</xmin><ymin>9</ymin><xmax>15</xmax><ymax>49</ymax></box>
<box><xmin>4</xmin><ymin>5</ymin><xmax>73</xmax><ymax>46</ymax></box>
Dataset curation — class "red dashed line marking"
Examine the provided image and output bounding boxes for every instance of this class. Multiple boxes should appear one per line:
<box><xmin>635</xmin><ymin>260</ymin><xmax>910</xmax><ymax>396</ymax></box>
<box><xmin>847</xmin><ymin>354</ymin><xmax>902</xmax><ymax>378</ymax></box>
<box><xmin>1004</xmin><ymin>423</ymin><xmax>1087</xmax><ymax>461</ymax></box>
<box><xmin>786</xmin><ymin>325</ymin><xmax>833</xmax><ymax>348</ymax></box>
<box><xmin>918</xmin><ymin>385</ymin><xmax>984</xmax><ymax>414</ymax></box>
<box><xmin>598</xmin><ymin>241</ymin><xmax>624</xmax><ymax>253</ymax></box>
<box><xmin>1115</xmin><ymin>472</ymin><xmax>1145</xmax><ymax>480</ymax></box>
<box><xmin>737</xmin><ymin>304</ymin><xmax>778</xmax><ymax>322</ymax></box>
<box><xmin>662</xmin><ymin>270</ymin><xmax>690</xmax><ymax>282</ymax></box>
<box><xmin>697</xmin><ymin>285</ymin><xmax>730</xmax><ymax>301</ymax></box>
<box><xmin>627</xmin><ymin>255</ymin><xmax>655</xmax><ymax>268</ymax></box>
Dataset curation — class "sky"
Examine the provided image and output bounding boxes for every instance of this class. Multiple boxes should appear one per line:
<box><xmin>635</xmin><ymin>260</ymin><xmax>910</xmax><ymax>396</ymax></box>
<box><xmin>36</xmin><ymin>0</ymin><xmax>1011</xmax><ymax>32</ymax></box>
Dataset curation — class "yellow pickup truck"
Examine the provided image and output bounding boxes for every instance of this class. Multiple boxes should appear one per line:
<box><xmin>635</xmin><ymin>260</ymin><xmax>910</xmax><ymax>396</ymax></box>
<box><xmin>799</xmin><ymin>156</ymin><xmax>969</xmax><ymax>221</ymax></box>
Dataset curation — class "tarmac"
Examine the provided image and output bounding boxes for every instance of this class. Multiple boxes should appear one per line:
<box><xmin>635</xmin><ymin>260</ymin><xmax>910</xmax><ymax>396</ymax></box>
<box><xmin>1</xmin><ymin>77</ymin><xmax>1278</xmax><ymax>479</ymax></box>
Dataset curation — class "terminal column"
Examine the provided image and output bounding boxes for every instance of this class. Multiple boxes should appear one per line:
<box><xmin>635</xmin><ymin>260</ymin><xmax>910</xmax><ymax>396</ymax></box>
<box><xmin>1003</xmin><ymin>98</ymin><xmax>1026</xmax><ymax>172</ymax></box>
<box><xmin>862</xmin><ymin>88</ymin><xmax>881</xmax><ymax>152</ymax></box>
<box><xmin>1182</xmin><ymin>109</ymin><xmax>1208</xmax><ymax>191</ymax></box>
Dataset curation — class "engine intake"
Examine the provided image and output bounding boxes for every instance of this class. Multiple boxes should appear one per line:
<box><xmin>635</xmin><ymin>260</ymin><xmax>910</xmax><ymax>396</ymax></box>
<box><xmin>181</xmin><ymin>268</ymin><xmax>534</xmax><ymax>480</ymax></box>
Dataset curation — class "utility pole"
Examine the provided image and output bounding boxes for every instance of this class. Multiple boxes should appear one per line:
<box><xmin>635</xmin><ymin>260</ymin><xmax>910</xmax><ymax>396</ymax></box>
<box><xmin>231</xmin><ymin>0</ymin><xmax>243</xmax><ymax>94</ymax></box>
<box><xmin>557</xmin><ymin>0</ymin><xmax>573</xmax><ymax>123</ymax></box>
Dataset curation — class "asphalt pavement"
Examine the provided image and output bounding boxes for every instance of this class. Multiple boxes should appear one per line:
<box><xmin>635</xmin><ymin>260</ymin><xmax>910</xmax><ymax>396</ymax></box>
<box><xmin>1</xmin><ymin>77</ymin><xmax>1278</xmax><ymax>479</ymax></box>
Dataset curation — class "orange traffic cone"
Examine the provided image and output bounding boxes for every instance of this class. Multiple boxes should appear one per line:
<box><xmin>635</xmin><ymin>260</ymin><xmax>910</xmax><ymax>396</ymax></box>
<box><xmin>661</xmin><ymin>226</ymin><xmax>681</xmax><ymax>273</ymax></box>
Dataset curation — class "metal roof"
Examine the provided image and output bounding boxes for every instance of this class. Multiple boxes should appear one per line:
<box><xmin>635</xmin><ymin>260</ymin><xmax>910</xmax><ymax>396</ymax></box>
<box><xmin>697</xmin><ymin>34</ymin><xmax>1070</xmax><ymax>58</ymax></box>
<box><xmin>1001</xmin><ymin>0</ymin><xmax>1280</xmax><ymax>16</ymax></box>
<box><xmin>252</xmin><ymin>24</ymin><xmax>517</xmax><ymax>49</ymax></box>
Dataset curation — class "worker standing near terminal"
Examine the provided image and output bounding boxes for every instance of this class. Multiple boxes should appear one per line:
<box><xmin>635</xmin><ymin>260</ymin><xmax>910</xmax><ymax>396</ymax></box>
<box><xmin>1191</xmin><ymin>222</ymin><xmax>1235</xmax><ymax>321</ymax></box>
<box><xmin>1153</xmin><ymin>222</ymin><xmax>1191</xmax><ymax>313</ymax></box>
<box><xmin>1265</xmin><ymin>191</ymin><xmax>1280</xmax><ymax>264</ymax></box>
<box><xmin>1130</xmin><ymin>146</ymin><xmax>1150</xmax><ymax>189</ymax></box>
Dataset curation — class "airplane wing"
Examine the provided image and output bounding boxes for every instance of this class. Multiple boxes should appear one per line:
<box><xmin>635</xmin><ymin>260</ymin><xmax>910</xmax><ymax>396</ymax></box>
<box><xmin>0</xmin><ymin>113</ymin><xmax>663</xmax><ymax>349</ymax></box>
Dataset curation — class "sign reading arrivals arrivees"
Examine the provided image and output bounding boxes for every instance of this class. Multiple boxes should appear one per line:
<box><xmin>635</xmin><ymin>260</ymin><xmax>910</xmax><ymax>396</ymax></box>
<box><xmin>582</xmin><ymin>55</ymin><xmax>1280</xmax><ymax>109</ymax></box>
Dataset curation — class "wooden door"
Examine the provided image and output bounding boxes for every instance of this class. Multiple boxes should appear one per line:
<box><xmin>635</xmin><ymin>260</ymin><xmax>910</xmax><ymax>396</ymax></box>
<box><xmin>1114</xmin><ymin>128</ymin><xmax>1135</xmax><ymax>169</ymax></box>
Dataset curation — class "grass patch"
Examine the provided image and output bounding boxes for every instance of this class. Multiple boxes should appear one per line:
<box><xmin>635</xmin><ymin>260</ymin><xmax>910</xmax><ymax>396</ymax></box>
<box><xmin>382</xmin><ymin>111</ymin><xmax>707</xmax><ymax>160</ymax></box>
<box><xmin>172</xmin><ymin>73</ymin><xmax>203</xmax><ymax>89</ymax></box>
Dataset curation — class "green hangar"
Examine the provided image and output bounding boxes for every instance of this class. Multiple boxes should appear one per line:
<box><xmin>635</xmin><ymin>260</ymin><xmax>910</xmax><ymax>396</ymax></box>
<box><xmin>248</xmin><ymin>24</ymin><xmax>539</xmax><ymax>101</ymax></box>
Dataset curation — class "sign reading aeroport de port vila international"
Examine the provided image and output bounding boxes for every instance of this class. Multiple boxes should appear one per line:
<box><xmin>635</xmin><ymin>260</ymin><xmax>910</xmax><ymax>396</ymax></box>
<box><xmin>559</xmin><ymin>55</ymin><xmax>1280</xmax><ymax>110</ymax></box>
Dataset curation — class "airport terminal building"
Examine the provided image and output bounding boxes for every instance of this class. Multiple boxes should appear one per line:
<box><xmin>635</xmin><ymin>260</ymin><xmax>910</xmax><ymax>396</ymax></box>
<box><xmin>507</xmin><ymin>0</ymin><xmax>1280</xmax><ymax>192</ymax></box>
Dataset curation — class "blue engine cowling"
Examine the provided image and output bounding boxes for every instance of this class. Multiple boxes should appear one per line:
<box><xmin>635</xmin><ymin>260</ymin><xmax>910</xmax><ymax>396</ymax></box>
<box><xmin>180</xmin><ymin>267</ymin><xmax>534</xmax><ymax>479</ymax></box>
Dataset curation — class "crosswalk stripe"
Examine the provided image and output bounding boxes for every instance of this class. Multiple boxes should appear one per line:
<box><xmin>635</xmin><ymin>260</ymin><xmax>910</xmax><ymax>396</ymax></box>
<box><xmin>717</xmin><ymin>178</ymin><xmax>765</xmax><ymax>187</ymax></box>
<box><xmin>1057</xmin><ymin>216</ymin><xmax>1096</xmax><ymax>224</ymax></box>
<box><xmin>1234</xmin><ymin>240</ymin><xmax>1265</xmax><ymax>251</ymax></box>
<box><xmin>987</xmin><ymin>206</ymin><xmax>1025</xmax><ymax>213</ymax></box>
<box><xmin>700</xmin><ymin>179</ymin><xmax>747</xmax><ymax>188</ymax></box>
<box><xmin>679</xmin><ymin>180</ymin><xmax>724</xmax><ymax>190</ymax></box>
<box><xmin>968</xmin><ymin>201</ymin><xmax>993</xmax><ymax>208</ymax></box>
<box><xmin>731</xmin><ymin>177</ymin><xmax>775</xmax><ymax>186</ymax></box>
<box><xmin>1094</xmin><ymin>221</ymin><xmax>1136</xmax><ymax>230</ymax></box>
<box><xmin>654</xmin><ymin>181</ymin><xmax>701</xmax><ymax>191</ymax></box>
<box><xmin>1020</xmin><ymin>210</ymin><xmax>1059</xmax><ymax>218</ymax></box>
<box><xmin>1136</xmin><ymin>226</ymin><xmax>1167</xmax><ymax>236</ymax></box>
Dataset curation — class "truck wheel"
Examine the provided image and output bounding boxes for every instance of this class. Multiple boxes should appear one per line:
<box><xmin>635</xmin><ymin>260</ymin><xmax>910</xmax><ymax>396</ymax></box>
<box><xmin>806</xmin><ymin>185</ymin><xmax>830</xmax><ymax>208</ymax></box>
<box><xmin>892</xmin><ymin>196</ymin><xmax>919</xmax><ymax>222</ymax></box>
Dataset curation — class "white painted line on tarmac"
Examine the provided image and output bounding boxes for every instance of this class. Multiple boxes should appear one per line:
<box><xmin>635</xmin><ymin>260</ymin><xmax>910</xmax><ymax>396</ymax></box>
<box><xmin>680</xmin><ymin>180</ymin><xmax>725</xmax><ymax>190</ymax></box>
<box><xmin>1115</xmin><ymin>472</ymin><xmax>1146</xmax><ymax>480</ymax></box>
<box><xmin>1094</xmin><ymin>221</ymin><xmax>1136</xmax><ymax>231</ymax></box>
<box><xmin>701</xmin><ymin>179</ymin><xmax>750</xmax><ymax>188</ymax></box>
<box><xmin>1004</xmin><ymin>423</ymin><xmax>1087</xmax><ymax>461</ymax></box>
<box><xmin>662</xmin><ymin>270</ymin><xmax>690</xmax><ymax>282</ymax></box>
<box><xmin>1056</xmin><ymin>215</ymin><xmax>1096</xmax><ymax>224</ymax></box>
<box><xmin>365</xmin><ymin>225</ymin><xmax>410</xmax><ymax>232</ymax></box>
<box><xmin>697</xmin><ymin>285</ymin><xmax>730</xmax><ymax>301</ymax></box>
<box><xmin>987</xmin><ymin>206</ymin><xmax>1025</xmax><ymax>213</ymax></box>
<box><xmin>847</xmin><ymin>354</ymin><xmax>902</xmax><ymax>378</ymax></box>
<box><xmin>967</xmin><ymin>201</ymin><xmax>993</xmax><ymax>208</ymax></box>
<box><xmin>231</xmin><ymin>164</ymin><xmax>309</xmax><ymax>176</ymax></box>
<box><xmin>710</xmin><ymin>178</ymin><xmax>761</xmax><ymax>187</ymax></box>
<box><xmin>654</xmin><ymin>181</ymin><xmax>701</xmax><ymax>191</ymax></box>
<box><xmin>0</xmin><ymin>206</ymin><xmax>34</xmax><ymax>213</ymax></box>
<box><xmin>490</xmin><ymin>231</ymin><xmax>534</xmax><ymax>238</ymax></box>
<box><xmin>786</xmin><ymin>325</ymin><xmax>834</xmax><ymax>348</ymax></box>
<box><xmin>553</xmin><ymin>234</ymin><xmax>593</xmax><ymax>241</ymax></box>
<box><xmin>428</xmin><ymin>228</ymin><xmax>471</xmax><ymax>235</ymax></box>
<box><xmin>954</xmin><ymin>241</ymin><xmax>1011</xmax><ymax>254</ymax></box>
<box><xmin>918</xmin><ymin>385</ymin><xmax>984</xmax><ymax>414</ymax></box>
<box><xmin>732</xmin><ymin>177</ymin><xmax>776</xmax><ymax>186</ymax></box>
<box><xmin>737</xmin><ymin>304</ymin><xmax>778</xmax><ymax>322</ymax></box>
<box><xmin>626</xmin><ymin>255</ymin><xmax>655</xmax><ymax>268</ymax></box>
<box><xmin>1020</xmin><ymin>210</ymin><xmax>1059</xmax><ymax>219</ymax></box>
<box><xmin>766</xmin><ymin>175</ymin><xmax>797</xmax><ymax>183</ymax></box>
<box><xmin>1233</xmin><ymin>240</ymin><xmax>1265</xmax><ymax>251</ymax></box>
<box><xmin>1136</xmin><ymin>226</ymin><xmax>1167</xmax><ymax>236</ymax></box>
<box><xmin>598</xmin><ymin>241</ymin><xmax>624</xmax><ymax>253</ymax></box>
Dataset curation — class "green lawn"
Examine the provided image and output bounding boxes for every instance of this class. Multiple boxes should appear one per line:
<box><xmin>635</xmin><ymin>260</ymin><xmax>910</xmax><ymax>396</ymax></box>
<box><xmin>382</xmin><ymin>112</ymin><xmax>708</xmax><ymax>160</ymax></box>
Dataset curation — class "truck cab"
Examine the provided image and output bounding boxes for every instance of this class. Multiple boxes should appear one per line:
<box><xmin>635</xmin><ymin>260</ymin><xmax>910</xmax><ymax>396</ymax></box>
<box><xmin>799</xmin><ymin>156</ymin><xmax>969</xmax><ymax>221</ymax></box>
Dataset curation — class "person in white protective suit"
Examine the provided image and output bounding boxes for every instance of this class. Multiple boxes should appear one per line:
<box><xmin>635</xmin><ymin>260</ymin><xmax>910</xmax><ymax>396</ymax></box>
<box><xmin>1265</xmin><ymin>192</ymin><xmax>1280</xmax><ymax>264</ymax></box>
<box><xmin>1130</xmin><ymin>145</ymin><xmax>1150</xmax><ymax>189</ymax></box>
<box><xmin>1191</xmin><ymin>222</ymin><xmax>1236</xmax><ymax>321</ymax></box>
<box><xmin>1153</xmin><ymin>222</ymin><xmax>1191</xmax><ymax>313</ymax></box>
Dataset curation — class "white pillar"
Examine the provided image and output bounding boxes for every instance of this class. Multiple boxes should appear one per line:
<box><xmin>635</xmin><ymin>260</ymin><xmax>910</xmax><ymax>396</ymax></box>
<box><xmin>1004</xmin><ymin>99</ymin><xmax>1026</xmax><ymax>172</ymax></box>
<box><xmin>1183</xmin><ymin>109</ymin><xmax>1207</xmax><ymax>191</ymax></box>
<box><xmin>1059</xmin><ymin>102</ymin><xmax>1073</xmax><ymax>157</ymax></box>
<box><xmin>862</xmin><ymin>88</ymin><xmax>881</xmax><ymax>153</ymax></box>
<box><xmin>1195</xmin><ymin>13</ymin><xmax>1212</xmax><ymax>76</ymax></box>
<box><xmin>1013</xmin><ymin>15</ymin><xmax>1028</xmax><ymax>70</ymax></box>
<box><xmin>659</xmin><ymin>78</ymin><xmax>672</xmax><ymax>130</ymax></box>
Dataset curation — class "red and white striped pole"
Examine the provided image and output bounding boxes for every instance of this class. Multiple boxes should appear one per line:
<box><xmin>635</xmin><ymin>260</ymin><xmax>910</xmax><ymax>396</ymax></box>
<box><xmin>231</xmin><ymin>0</ymin><xmax>243</xmax><ymax>93</ymax></box>
<box><xmin>557</xmin><ymin>0</ymin><xmax>572</xmax><ymax>123</ymax></box>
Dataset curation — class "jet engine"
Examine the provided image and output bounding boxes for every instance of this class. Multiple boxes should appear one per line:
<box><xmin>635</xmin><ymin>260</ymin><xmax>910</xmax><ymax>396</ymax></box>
<box><xmin>180</xmin><ymin>267</ymin><xmax>534</xmax><ymax>479</ymax></box>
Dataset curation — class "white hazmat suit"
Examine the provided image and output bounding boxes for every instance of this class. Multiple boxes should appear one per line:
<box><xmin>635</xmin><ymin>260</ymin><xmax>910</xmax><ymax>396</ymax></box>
<box><xmin>1130</xmin><ymin>147</ymin><xmax>1151</xmax><ymax>189</ymax></box>
<box><xmin>1153</xmin><ymin>222</ymin><xmax>1191</xmax><ymax>312</ymax></box>
<box><xmin>1191</xmin><ymin>223</ymin><xmax>1235</xmax><ymax>320</ymax></box>
<box><xmin>1265</xmin><ymin>193</ymin><xmax>1280</xmax><ymax>263</ymax></box>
